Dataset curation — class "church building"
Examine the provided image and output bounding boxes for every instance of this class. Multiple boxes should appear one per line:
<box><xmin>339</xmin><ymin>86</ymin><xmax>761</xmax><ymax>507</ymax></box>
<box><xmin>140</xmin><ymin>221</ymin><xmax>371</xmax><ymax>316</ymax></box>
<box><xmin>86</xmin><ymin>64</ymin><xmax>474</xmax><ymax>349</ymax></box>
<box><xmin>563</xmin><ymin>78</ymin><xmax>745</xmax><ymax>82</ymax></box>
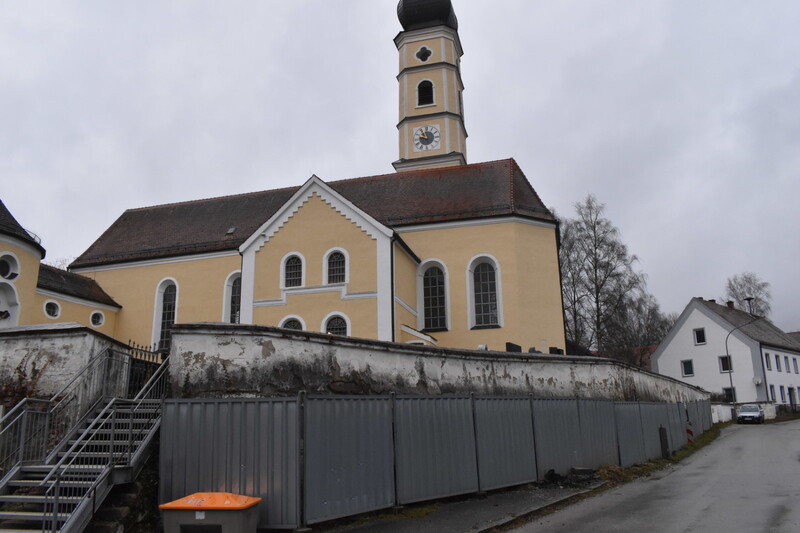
<box><xmin>2</xmin><ymin>0</ymin><xmax>566</xmax><ymax>355</ymax></box>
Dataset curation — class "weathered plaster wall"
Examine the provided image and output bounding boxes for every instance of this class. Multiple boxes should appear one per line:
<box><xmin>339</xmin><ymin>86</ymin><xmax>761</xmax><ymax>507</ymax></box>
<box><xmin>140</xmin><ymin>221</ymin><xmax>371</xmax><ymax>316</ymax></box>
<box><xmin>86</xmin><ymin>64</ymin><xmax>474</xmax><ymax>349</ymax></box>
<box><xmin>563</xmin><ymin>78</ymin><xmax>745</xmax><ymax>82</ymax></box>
<box><xmin>170</xmin><ymin>324</ymin><xmax>708</xmax><ymax>402</ymax></box>
<box><xmin>0</xmin><ymin>323</ymin><xmax>119</xmax><ymax>398</ymax></box>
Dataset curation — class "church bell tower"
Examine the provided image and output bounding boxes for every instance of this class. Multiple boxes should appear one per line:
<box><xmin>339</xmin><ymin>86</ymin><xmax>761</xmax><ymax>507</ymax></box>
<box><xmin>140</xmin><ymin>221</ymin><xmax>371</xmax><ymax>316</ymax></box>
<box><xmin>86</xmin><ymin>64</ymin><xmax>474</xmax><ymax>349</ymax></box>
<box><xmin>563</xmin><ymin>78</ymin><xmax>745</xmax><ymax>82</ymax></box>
<box><xmin>393</xmin><ymin>0</ymin><xmax>467</xmax><ymax>171</ymax></box>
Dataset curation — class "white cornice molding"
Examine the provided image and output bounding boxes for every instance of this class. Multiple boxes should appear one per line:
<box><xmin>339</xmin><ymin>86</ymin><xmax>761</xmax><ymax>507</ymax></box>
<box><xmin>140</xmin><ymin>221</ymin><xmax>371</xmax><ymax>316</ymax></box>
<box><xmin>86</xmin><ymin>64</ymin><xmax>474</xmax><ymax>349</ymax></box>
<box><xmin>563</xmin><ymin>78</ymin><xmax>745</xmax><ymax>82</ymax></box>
<box><xmin>70</xmin><ymin>250</ymin><xmax>239</xmax><ymax>273</ymax></box>
<box><xmin>239</xmin><ymin>175</ymin><xmax>393</xmax><ymax>255</ymax></box>
<box><xmin>35</xmin><ymin>288</ymin><xmax>120</xmax><ymax>311</ymax></box>
<box><xmin>395</xmin><ymin>216</ymin><xmax>556</xmax><ymax>234</ymax></box>
<box><xmin>395</xmin><ymin>296</ymin><xmax>417</xmax><ymax>317</ymax></box>
<box><xmin>253</xmin><ymin>284</ymin><xmax>377</xmax><ymax>307</ymax></box>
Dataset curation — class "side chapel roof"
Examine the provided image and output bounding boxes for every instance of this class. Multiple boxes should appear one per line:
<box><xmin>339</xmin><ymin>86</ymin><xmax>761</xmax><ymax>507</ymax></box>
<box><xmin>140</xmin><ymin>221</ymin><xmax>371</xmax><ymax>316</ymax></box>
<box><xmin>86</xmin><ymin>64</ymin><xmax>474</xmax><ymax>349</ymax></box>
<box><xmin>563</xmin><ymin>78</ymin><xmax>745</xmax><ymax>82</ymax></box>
<box><xmin>71</xmin><ymin>159</ymin><xmax>554</xmax><ymax>269</ymax></box>
<box><xmin>37</xmin><ymin>264</ymin><xmax>120</xmax><ymax>307</ymax></box>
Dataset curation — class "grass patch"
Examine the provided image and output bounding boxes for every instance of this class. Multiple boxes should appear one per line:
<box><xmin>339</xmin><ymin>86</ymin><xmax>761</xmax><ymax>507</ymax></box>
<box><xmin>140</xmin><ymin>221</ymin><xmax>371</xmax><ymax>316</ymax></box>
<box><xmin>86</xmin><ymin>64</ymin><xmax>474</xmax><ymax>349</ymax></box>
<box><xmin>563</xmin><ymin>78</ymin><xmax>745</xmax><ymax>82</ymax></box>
<box><xmin>597</xmin><ymin>422</ymin><xmax>724</xmax><ymax>485</ymax></box>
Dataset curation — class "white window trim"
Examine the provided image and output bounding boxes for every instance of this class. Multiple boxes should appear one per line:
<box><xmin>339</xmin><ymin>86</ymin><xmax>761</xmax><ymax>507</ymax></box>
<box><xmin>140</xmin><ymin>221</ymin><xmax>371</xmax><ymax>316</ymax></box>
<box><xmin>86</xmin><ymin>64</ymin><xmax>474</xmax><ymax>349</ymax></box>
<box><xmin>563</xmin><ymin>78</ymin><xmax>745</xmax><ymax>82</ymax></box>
<box><xmin>0</xmin><ymin>251</ymin><xmax>21</xmax><ymax>281</ymax></box>
<box><xmin>680</xmin><ymin>359</ymin><xmax>694</xmax><ymax>377</ymax></box>
<box><xmin>151</xmin><ymin>278</ymin><xmax>179</xmax><ymax>349</ymax></box>
<box><xmin>416</xmin><ymin>258</ymin><xmax>451</xmax><ymax>332</ymax></box>
<box><xmin>465</xmin><ymin>254</ymin><xmax>504</xmax><ymax>329</ymax></box>
<box><xmin>43</xmin><ymin>299</ymin><xmax>61</xmax><ymax>319</ymax></box>
<box><xmin>280</xmin><ymin>314</ymin><xmax>306</xmax><ymax>330</ymax></box>
<box><xmin>0</xmin><ymin>281</ymin><xmax>21</xmax><ymax>328</ymax></box>
<box><xmin>693</xmin><ymin>328</ymin><xmax>706</xmax><ymax>345</ymax></box>
<box><xmin>280</xmin><ymin>251</ymin><xmax>306</xmax><ymax>289</ymax></box>
<box><xmin>718</xmin><ymin>355</ymin><xmax>732</xmax><ymax>373</ymax></box>
<box><xmin>89</xmin><ymin>310</ymin><xmax>105</xmax><ymax>328</ymax></box>
<box><xmin>416</xmin><ymin>78</ymin><xmax>436</xmax><ymax>108</ymax></box>
<box><xmin>323</xmin><ymin>247</ymin><xmax>349</xmax><ymax>285</ymax></box>
<box><xmin>222</xmin><ymin>270</ymin><xmax>242</xmax><ymax>322</ymax></box>
<box><xmin>321</xmin><ymin>311</ymin><xmax>351</xmax><ymax>336</ymax></box>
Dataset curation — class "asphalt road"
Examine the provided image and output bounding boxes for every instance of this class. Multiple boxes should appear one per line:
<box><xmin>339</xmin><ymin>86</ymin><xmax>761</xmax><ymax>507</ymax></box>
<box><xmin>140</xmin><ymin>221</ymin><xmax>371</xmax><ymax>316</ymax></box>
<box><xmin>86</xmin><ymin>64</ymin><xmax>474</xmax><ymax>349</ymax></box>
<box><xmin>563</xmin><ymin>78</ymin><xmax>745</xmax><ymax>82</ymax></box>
<box><xmin>511</xmin><ymin>419</ymin><xmax>800</xmax><ymax>533</ymax></box>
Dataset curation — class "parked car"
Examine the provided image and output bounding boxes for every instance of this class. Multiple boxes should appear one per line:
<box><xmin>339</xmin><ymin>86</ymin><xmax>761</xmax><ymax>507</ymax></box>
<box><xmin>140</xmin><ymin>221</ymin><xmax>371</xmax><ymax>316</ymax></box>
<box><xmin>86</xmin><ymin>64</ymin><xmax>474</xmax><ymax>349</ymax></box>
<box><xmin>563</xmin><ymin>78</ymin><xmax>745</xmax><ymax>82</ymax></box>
<box><xmin>736</xmin><ymin>404</ymin><xmax>765</xmax><ymax>424</ymax></box>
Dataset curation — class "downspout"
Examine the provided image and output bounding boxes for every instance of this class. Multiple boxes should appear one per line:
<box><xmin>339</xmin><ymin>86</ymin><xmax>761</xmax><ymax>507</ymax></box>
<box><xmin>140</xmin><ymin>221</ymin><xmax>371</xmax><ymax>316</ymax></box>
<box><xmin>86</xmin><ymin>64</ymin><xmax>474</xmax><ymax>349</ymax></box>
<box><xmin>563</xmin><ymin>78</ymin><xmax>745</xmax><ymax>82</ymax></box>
<box><xmin>390</xmin><ymin>236</ymin><xmax>396</xmax><ymax>342</ymax></box>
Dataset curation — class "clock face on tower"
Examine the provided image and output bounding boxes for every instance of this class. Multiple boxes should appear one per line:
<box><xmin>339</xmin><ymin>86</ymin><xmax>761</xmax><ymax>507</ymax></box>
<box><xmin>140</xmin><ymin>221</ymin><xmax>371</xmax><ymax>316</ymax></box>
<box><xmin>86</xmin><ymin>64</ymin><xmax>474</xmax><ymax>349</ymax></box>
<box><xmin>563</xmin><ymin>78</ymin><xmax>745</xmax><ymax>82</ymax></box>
<box><xmin>413</xmin><ymin>125</ymin><xmax>441</xmax><ymax>152</ymax></box>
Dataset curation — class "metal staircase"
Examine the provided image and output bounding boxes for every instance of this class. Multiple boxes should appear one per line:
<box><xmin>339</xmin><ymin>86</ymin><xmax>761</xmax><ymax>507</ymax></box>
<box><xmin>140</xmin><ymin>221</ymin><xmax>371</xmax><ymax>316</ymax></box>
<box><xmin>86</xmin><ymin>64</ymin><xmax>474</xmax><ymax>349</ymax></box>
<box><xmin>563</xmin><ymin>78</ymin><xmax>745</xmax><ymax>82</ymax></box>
<box><xmin>0</xmin><ymin>348</ymin><xmax>168</xmax><ymax>532</ymax></box>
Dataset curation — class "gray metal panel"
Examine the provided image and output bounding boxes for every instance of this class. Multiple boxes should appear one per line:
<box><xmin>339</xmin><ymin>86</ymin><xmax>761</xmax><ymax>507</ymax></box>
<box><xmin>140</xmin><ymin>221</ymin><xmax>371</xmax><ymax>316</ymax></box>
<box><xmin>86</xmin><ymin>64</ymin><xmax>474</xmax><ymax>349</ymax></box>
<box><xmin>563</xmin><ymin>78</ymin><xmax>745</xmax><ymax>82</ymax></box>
<box><xmin>160</xmin><ymin>399</ymin><xmax>300</xmax><ymax>529</ymax></box>
<box><xmin>639</xmin><ymin>402</ymin><xmax>671</xmax><ymax>460</ymax></box>
<box><xmin>701</xmin><ymin>399</ymin><xmax>712</xmax><ymax>431</ymax></box>
<box><xmin>474</xmin><ymin>397</ymin><xmax>537</xmax><ymax>491</ymax></box>
<box><xmin>395</xmin><ymin>396</ymin><xmax>479</xmax><ymax>504</ymax></box>
<box><xmin>686</xmin><ymin>402</ymin><xmax>701</xmax><ymax>438</ymax></box>
<box><xmin>668</xmin><ymin>403</ymin><xmax>687</xmax><ymax>449</ymax></box>
<box><xmin>577</xmin><ymin>399</ymin><xmax>618</xmax><ymax>468</ymax></box>
<box><xmin>531</xmin><ymin>399</ymin><xmax>581</xmax><ymax>477</ymax></box>
<box><xmin>304</xmin><ymin>396</ymin><xmax>395</xmax><ymax>524</ymax></box>
<box><xmin>614</xmin><ymin>402</ymin><xmax>646</xmax><ymax>467</ymax></box>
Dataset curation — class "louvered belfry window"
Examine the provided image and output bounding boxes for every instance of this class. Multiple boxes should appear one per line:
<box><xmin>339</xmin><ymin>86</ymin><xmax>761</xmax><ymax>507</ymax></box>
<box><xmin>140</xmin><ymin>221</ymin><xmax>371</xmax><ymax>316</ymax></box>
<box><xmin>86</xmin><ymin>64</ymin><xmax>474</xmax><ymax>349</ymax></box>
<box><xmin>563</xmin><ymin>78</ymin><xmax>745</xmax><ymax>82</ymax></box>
<box><xmin>327</xmin><ymin>252</ymin><xmax>346</xmax><ymax>284</ymax></box>
<box><xmin>158</xmin><ymin>284</ymin><xmax>177</xmax><ymax>352</ymax></box>
<box><xmin>473</xmin><ymin>263</ymin><xmax>498</xmax><ymax>326</ymax></box>
<box><xmin>284</xmin><ymin>256</ymin><xmax>302</xmax><ymax>287</ymax></box>
<box><xmin>423</xmin><ymin>266</ymin><xmax>447</xmax><ymax>330</ymax></box>
<box><xmin>418</xmin><ymin>80</ymin><xmax>434</xmax><ymax>106</ymax></box>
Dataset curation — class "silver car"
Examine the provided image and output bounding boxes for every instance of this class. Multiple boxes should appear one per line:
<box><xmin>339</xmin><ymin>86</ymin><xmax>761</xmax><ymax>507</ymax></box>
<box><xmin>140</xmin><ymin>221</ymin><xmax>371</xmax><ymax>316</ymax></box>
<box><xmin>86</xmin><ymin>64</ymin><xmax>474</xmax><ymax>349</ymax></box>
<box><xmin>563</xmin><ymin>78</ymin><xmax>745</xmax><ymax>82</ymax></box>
<box><xmin>736</xmin><ymin>404</ymin><xmax>765</xmax><ymax>424</ymax></box>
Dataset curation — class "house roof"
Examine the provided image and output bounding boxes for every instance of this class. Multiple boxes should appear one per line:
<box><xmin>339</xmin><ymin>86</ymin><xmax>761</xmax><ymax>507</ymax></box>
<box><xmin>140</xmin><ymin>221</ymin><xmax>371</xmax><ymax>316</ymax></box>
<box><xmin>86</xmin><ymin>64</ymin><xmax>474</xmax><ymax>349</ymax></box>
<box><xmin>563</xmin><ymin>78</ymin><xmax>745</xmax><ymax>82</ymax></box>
<box><xmin>0</xmin><ymin>199</ymin><xmax>46</xmax><ymax>257</ymax></box>
<box><xmin>70</xmin><ymin>159</ymin><xmax>554</xmax><ymax>269</ymax></box>
<box><xmin>37</xmin><ymin>264</ymin><xmax>120</xmax><ymax>308</ymax></box>
<box><xmin>695</xmin><ymin>298</ymin><xmax>800</xmax><ymax>353</ymax></box>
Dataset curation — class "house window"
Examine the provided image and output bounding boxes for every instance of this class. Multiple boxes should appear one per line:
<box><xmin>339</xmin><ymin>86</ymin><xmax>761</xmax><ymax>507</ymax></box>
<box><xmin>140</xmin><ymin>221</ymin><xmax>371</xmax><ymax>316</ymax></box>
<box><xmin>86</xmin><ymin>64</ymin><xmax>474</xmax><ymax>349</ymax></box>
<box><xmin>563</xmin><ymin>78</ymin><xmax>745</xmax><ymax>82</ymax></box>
<box><xmin>765</xmin><ymin>352</ymin><xmax>772</xmax><ymax>370</ymax></box>
<box><xmin>769</xmin><ymin>385</ymin><xmax>775</xmax><ymax>401</ymax></box>
<box><xmin>327</xmin><ymin>251</ymin><xmax>346</xmax><ymax>284</ymax></box>
<box><xmin>681</xmin><ymin>360</ymin><xmax>694</xmax><ymax>377</ymax></box>
<box><xmin>693</xmin><ymin>328</ymin><xmax>706</xmax><ymax>345</ymax></box>
<box><xmin>794</xmin><ymin>358</ymin><xmax>798</xmax><ymax>374</ymax></box>
<box><xmin>325</xmin><ymin>315</ymin><xmax>348</xmax><ymax>336</ymax></box>
<box><xmin>417</xmin><ymin>80</ymin><xmax>434</xmax><ymax>106</ymax></box>
<box><xmin>472</xmin><ymin>260</ymin><xmax>499</xmax><ymax>328</ymax></box>
<box><xmin>775</xmin><ymin>354</ymin><xmax>781</xmax><ymax>372</ymax></box>
<box><xmin>784</xmin><ymin>356</ymin><xmax>790</xmax><ymax>373</ymax></box>
<box><xmin>780</xmin><ymin>386</ymin><xmax>786</xmax><ymax>403</ymax></box>
<box><xmin>722</xmin><ymin>387</ymin><xmax>736</xmax><ymax>403</ymax></box>
<box><xmin>719</xmin><ymin>355</ymin><xmax>732</xmax><ymax>373</ymax></box>
<box><xmin>282</xmin><ymin>318</ymin><xmax>303</xmax><ymax>330</ymax></box>
<box><xmin>229</xmin><ymin>276</ymin><xmax>241</xmax><ymax>324</ymax></box>
<box><xmin>284</xmin><ymin>255</ymin><xmax>303</xmax><ymax>288</ymax></box>
<box><xmin>157</xmin><ymin>282</ymin><xmax>177</xmax><ymax>353</ymax></box>
<box><xmin>423</xmin><ymin>266</ymin><xmax>447</xmax><ymax>331</ymax></box>
<box><xmin>90</xmin><ymin>311</ymin><xmax>104</xmax><ymax>327</ymax></box>
<box><xmin>44</xmin><ymin>301</ymin><xmax>60</xmax><ymax>319</ymax></box>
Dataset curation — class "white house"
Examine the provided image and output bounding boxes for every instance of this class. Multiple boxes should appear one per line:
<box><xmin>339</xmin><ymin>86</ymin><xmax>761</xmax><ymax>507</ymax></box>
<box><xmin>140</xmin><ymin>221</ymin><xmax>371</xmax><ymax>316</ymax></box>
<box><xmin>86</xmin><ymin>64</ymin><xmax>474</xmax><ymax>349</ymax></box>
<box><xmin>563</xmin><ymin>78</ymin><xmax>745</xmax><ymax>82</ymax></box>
<box><xmin>652</xmin><ymin>297</ymin><xmax>800</xmax><ymax>406</ymax></box>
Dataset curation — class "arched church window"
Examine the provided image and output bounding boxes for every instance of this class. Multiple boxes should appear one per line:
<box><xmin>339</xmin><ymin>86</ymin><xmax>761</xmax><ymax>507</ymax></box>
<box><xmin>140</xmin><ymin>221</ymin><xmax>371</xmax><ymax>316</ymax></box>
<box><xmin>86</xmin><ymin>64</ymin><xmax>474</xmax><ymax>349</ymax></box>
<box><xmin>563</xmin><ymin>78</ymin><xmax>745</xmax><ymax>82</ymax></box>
<box><xmin>326</xmin><ymin>315</ymin><xmax>348</xmax><ymax>336</ymax></box>
<box><xmin>229</xmin><ymin>276</ymin><xmax>241</xmax><ymax>324</ymax></box>
<box><xmin>284</xmin><ymin>255</ymin><xmax>303</xmax><ymax>288</ymax></box>
<box><xmin>282</xmin><ymin>318</ymin><xmax>303</xmax><ymax>330</ymax></box>
<box><xmin>417</xmin><ymin>80</ymin><xmax>434</xmax><ymax>106</ymax></box>
<box><xmin>157</xmin><ymin>282</ymin><xmax>177</xmax><ymax>352</ymax></box>
<box><xmin>423</xmin><ymin>266</ymin><xmax>447</xmax><ymax>330</ymax></box>
<box><xmin>472</xmin><ymin>261</ymin><xmax>499</xmax><ymax>327</ymax></box>
<box><xmin>327</xmin><ymin>251</ymin><xmax>346</xmax><ymax>284</ymax></box>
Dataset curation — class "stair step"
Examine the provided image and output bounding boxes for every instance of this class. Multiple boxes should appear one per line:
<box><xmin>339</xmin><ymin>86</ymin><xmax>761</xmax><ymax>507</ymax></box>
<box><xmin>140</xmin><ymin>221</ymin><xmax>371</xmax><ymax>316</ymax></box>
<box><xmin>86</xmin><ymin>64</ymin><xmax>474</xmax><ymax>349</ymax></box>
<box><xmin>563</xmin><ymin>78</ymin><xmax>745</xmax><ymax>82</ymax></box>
<box><xmin>0</xmin><ymin>510</ymin><xmax>67</xmax><ymax>521</ymax></box>
<box><xmin>21</xmin><ymin>465</ymin><xmax>104</xmax><ymax>473</ymax></box>
<box><xmin>7</xmin><ymin>479</ymin><xmax>93</xmax><ymax>488</ymax></box>
<box><xmin>0</xmin><ymin>494</ymin><xmax>82</xmax><ymax>504</ymax></box>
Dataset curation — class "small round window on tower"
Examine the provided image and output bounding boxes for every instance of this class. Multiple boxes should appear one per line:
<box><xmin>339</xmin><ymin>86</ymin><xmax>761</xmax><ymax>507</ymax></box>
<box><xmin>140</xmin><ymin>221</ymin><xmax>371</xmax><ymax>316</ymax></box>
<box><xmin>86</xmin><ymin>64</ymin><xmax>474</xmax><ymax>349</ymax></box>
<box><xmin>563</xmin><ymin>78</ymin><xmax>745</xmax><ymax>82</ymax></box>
<box><xmin>0</xmin><ymin>254</ymin><xmax>19</xmax><ymax>280</ymax></box>
<box><xmin>416</xmin><ymin>46</ymin><xmax>432</xmax><ymax>62</ymax></box>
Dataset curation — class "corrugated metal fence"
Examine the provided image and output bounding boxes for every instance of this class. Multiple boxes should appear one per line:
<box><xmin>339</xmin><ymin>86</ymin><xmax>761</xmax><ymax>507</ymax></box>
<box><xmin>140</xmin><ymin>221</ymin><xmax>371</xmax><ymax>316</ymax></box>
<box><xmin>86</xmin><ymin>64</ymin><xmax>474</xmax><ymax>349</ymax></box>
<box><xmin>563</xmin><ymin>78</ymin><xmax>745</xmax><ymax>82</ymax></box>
<box><xmin>160</xmin><ymin>395</ymin><xmax>711</xmax><ymax>529</ymax></box>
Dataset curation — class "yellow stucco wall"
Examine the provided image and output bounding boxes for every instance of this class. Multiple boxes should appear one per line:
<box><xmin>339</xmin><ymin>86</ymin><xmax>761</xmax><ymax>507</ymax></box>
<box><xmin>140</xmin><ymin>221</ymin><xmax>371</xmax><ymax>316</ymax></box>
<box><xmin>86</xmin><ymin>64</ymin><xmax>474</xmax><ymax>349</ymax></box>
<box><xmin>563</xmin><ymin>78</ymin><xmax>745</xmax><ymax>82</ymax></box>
<box><xmin>252</xmin><ymin>193</ymin><xmax>379</xmax><ymax>336</ymax></box>
<box><xmin>393</xmin><ymin>242</ymin><xmax>418</xmax><ymax>337</ymax></box>
<box><xmin>399</xmin><ymin>220</ymin><xmax>565</xmax><ymax>352</ymax></box>
<box><xmin>33</xmin><ymin>292</ymin><xmax>118</xmax><ymax>336</ymax></box>
<box><xmin>79</xmin><ymin>254</ymin><xmax>241</xmax><ymax>347</ymax></box>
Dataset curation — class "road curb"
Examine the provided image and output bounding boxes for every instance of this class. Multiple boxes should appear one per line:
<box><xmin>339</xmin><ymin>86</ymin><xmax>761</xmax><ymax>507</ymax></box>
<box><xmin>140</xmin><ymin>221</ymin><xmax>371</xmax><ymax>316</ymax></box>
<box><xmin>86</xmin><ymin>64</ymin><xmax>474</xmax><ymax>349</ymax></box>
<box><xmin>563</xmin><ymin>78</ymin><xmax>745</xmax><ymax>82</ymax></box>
<box><xmin>474</xmin><ymin>481</ymin><xmax>608</xmax><ymax>533</ymax></box>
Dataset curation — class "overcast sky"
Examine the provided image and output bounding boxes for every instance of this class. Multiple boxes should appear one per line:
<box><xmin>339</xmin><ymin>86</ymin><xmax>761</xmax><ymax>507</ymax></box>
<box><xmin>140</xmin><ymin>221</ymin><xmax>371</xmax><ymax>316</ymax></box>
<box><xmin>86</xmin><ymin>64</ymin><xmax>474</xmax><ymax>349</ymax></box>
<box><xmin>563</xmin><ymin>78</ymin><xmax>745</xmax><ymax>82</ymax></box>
<box><xmin>2</xmin><ymin>1</ymin><xmax>799</xmax><ymax>331</ymax></box>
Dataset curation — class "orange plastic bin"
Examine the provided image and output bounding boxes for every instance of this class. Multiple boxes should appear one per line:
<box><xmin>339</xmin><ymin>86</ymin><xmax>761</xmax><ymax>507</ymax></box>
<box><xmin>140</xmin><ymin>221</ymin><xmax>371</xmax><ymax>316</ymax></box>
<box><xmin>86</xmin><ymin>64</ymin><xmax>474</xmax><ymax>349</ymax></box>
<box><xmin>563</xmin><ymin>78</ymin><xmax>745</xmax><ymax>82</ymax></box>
<box><xmin>160</xmin><ymin>492</ymin><xmax>262</xmax><ymax>533</ymax></box>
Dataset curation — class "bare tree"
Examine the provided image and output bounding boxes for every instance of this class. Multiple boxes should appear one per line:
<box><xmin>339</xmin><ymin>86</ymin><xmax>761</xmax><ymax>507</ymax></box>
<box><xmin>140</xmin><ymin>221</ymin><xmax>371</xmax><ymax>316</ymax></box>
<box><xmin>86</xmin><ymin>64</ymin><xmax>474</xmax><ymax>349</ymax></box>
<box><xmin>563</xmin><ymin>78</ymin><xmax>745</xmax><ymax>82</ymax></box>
<box><xmin>559</xmin><ymin>195</ymin><xmax>645</xmax><ymax>352</ymax></box>
<box><xmin>723</xmin><ymin>272</ymin><xmax>771</xmax><ymax>316</ymax></box>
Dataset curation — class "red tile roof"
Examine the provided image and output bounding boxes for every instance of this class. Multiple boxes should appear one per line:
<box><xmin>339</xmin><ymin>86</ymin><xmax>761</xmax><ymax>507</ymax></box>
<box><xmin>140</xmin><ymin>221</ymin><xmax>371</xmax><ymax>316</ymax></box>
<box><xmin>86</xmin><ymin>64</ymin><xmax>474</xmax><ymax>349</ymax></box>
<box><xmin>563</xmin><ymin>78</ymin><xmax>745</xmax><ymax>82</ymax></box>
<box><xmin>71</xmin><ymin>159</ymin><xmax>554</xmax><ymax>269</ymax></box>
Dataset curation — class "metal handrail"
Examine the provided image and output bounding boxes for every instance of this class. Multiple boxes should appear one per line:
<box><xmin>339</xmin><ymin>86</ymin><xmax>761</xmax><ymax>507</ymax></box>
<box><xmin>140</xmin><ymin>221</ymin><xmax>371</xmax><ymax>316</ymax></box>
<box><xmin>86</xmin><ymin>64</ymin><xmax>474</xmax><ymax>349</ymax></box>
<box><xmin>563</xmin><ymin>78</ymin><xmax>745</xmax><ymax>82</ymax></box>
<box><xmin>48</xmin><ymin>349</ymin><xmax>112</xmax><ymax>403</ymax></box>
